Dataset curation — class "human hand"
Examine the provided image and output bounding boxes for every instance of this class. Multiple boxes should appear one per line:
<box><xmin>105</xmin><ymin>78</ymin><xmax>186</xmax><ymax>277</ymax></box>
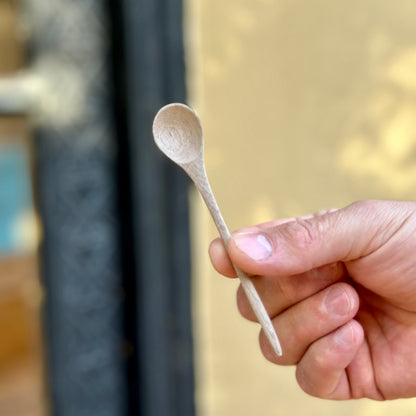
<box><xmin>209</xmin><ymin>200</ymin><xmax>416</xmax><ymax>400</ymax></box>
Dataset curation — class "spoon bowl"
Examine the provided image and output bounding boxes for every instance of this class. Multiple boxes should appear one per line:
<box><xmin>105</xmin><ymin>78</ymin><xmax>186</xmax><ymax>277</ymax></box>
<box><xmin>153</xmin><ymin>103</ymin><xmax>203</xmax><ymax>165</ymax></box>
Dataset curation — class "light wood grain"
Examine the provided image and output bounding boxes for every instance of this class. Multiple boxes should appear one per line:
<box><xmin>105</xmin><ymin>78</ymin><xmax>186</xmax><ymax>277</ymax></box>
<box><xmin>153</xmin><ymin>103</ymin><xmax>282</xmax><ymax>356</ymax></box>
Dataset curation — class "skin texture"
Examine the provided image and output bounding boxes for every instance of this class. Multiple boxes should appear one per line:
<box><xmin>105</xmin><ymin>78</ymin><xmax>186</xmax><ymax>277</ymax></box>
<box><xmin>209</xmin><ymin>200</ymin><xmax>416</xmax><ymax>400</ymax></box>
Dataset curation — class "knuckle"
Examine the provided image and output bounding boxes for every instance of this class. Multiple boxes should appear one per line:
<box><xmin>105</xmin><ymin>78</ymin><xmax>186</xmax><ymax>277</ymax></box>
<box><xmin>280</xmin><ymin>217</ymin><xmax>322</xmax><ymax>250</ymax></box>
<box><xmin>353</xmin><ymin>199</ymin><xmax>377</xmax><ymax>210</ymax></box>
<box><xmin>309</xmin><ymin>348</ymin><xmax>329</xmax><ymax>371</ymax></box>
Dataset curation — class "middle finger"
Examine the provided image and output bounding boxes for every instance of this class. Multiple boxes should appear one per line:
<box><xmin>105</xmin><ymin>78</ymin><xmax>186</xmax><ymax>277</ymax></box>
<box><xmin>237</xmin><ymin>262</ymin><xmax>347</xmax><ymax>322</ymax></box>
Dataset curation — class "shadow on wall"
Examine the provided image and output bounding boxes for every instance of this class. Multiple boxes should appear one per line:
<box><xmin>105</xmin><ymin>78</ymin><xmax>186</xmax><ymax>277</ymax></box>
<box><xmin>197</xmin><ymin>0</ymin><xmax>416</xmax><ymax>220</ymax></box>
<box><xmin>340</xmin><ymin>47</ymin><xmax>416</xmax><ymax>194</ymax></box>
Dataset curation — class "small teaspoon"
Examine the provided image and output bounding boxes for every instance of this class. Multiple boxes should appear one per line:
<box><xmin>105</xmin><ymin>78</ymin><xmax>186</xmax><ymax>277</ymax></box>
<box><xmin>152</xmin><ymin>103</ymin><xmax>282</xmax><ymax>357</ymax></box>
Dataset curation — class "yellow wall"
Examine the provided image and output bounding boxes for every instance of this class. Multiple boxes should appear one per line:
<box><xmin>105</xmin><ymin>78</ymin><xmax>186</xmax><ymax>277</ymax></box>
<box><xmin>185</xmin><ymin>1</ymin><xmax>416</xmax><ymax>415</ymax></box>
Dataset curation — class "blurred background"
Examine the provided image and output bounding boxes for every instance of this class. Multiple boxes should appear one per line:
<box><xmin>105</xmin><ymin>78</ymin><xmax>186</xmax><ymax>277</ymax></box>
<box><xmin>1</xmin><ymin>0</ymin><xmax>416</xmax><ymax>415</ymax></box>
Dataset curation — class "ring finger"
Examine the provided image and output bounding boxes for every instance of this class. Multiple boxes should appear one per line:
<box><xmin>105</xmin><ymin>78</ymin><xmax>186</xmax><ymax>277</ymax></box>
<box><xmin>258</xmin><ymin>282</ymin><xmax>359</xmax><ymax>365</ymax></box>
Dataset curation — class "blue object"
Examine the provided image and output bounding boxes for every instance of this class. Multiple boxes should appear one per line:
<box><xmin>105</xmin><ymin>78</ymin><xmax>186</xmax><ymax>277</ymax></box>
<box><xmin>0</xmin><ymin>142</ymin><xmax>32</xmax><ymax>253</ymax></box>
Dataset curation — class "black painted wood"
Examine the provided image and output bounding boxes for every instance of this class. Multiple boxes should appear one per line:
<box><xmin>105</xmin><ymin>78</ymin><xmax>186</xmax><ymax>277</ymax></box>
<box><xmin>111</xmin><ymin>0</ymin><xmax>195</xmax><ymax>415</ymax></box>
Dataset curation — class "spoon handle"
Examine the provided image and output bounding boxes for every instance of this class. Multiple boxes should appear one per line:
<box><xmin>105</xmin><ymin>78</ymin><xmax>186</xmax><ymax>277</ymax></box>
<box><xmin>186</xmin><ymin>162</ymin><xmax>283</xmax><ymax>357</ymax></box>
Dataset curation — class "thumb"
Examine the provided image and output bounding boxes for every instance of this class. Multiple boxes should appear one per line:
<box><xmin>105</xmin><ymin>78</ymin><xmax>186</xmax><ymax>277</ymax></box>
<box><xmin>227</xmin><ymin>200</ymin><xmax>405</xmax><ymax>277</ymax></box>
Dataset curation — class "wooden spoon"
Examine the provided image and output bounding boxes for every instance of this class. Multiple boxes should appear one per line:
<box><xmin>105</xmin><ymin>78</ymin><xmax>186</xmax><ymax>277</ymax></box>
<box><xmin>153</xmin><ymin>103</ymin><xmax>282</xmax><ymax>357</ymax></box>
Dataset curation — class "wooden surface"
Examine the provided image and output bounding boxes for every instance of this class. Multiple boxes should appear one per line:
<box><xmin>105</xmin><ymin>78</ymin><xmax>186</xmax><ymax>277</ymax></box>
<box><xmin>0</xmin><ymin>0</ymin><xmax>23</xmax><ymax>74</ymax></box>
<box><xmin>0</xmin><ymin>2</ymin><xmax>47</xmax><ymax>414</ymax></box>
<box><xmin>0</xmin><ymin>255</ymin><xmax>46</xmax><ymax>416</ymax></box>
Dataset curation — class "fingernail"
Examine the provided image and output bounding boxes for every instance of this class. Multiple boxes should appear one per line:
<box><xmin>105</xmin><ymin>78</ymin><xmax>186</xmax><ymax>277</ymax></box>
<box><xmin>324</xmin><ymin>286</ymin><xmax>351</xmax><ymax>316</ymax></box>
<box><xmin>233</xmin><ymin>232</ymin><xmax>273</xmax><ymax>261</ymax></box>
<box><xmin>334</xmin><ymin>323</ymin><xmax>354</xmax><ymax>346</ymax></box>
